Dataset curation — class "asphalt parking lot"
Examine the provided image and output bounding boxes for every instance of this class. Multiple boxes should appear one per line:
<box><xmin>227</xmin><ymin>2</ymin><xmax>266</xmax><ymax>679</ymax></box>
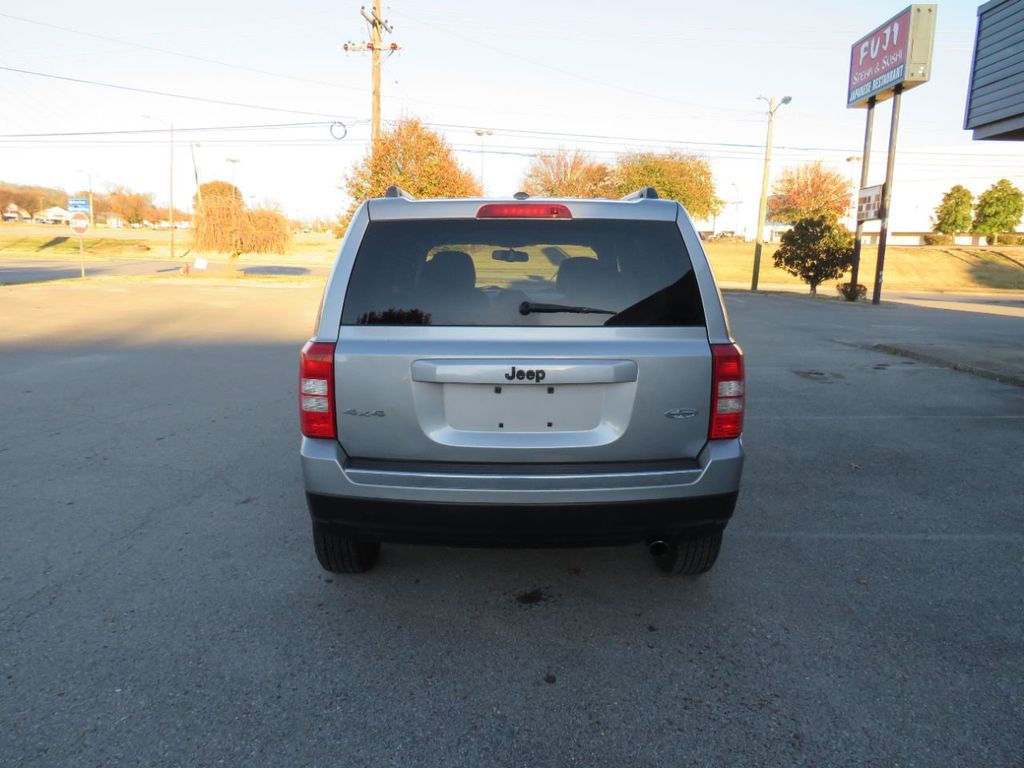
<box><xmin>1</xmin><ymin>279</ymin><xmax>1022</xmax><ymax>767</ymax></box>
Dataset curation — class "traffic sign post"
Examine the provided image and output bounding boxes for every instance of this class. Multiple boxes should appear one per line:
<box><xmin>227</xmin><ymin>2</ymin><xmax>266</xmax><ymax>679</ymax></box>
<box><xmin>69</xmin><ymin>212</ymin><xmax>89</xmax><ymax>278</ymax></box>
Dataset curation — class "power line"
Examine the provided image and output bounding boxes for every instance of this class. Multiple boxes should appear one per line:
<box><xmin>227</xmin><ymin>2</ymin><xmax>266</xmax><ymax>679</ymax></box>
<box><xmin>0</xmin><ymin>65</ymin><xmax>357</xmax><ymax>119</ymax></box>
<box><xmin>420</xmin><ymin>121</ymin><xmax>1024</xmax><ymax>161</ymax></box>
<box><xmin>0</xmin><ymin>121</ymin><xmax>340</xmax><ymax>138</ymax></box>
<box><xmin>393</xmin><ymin>10</ymin><xmax>756</xmax><ymax>117</ymax></box>
<box><xmin>5</xmin><ymin>133</ymin><xmax>1022</xmax><ymax>174</ymax></box>
<box><xmin>0</xmin><ymin>11</ymin><xmax>367</xmax><ymax>93</ymax></box>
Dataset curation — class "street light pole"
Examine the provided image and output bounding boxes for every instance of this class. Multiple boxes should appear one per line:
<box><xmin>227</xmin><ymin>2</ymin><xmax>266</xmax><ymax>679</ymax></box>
<box><xmin>750</xmin><ymin>95</ymin><xmax>791</xmax><ymax>292</ymax></box>
<box><xmin>845</xmin><ymin>155</ymin><xmax>862</xmax><ymax>230</ymax></box>
<box><xmin>474</xmin><ymin>129</ymin><xmax>493</xmax><ymax>192</ymax></box>
<box><xmin>226</xmin><ymin>158</ymin><xmax>241</xmax><ymax>196</ymax></box>
<box><xmin>77</xmin><ymin>169</ymin><xmax>95</xmax><ymax>226</ymax></box>
<box><xmin>731</xmin><ymin>182</ymin><xmax>742</xmax><ymax>236</ymax></box>
<box><xmin>143</xmin><ymin>115</ymin><xmax>175</xmax><ymax>258</ymax></box>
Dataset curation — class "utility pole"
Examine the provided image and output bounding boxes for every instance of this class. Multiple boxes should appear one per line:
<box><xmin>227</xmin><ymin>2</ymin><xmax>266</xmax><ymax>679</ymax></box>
<box><xmin>344</xmin><ymin>2</ymin><xmax>399</xmax><ymax>146</ymax></box>
<box><xmin>750</xmin><ymin>95</ymin><xmax>791</xmax><ymax>291</ymax></box>
<box><xmin>191</xmin><ymin>143</ymin><xmax>203</xmax><ymax>209</ymax></box>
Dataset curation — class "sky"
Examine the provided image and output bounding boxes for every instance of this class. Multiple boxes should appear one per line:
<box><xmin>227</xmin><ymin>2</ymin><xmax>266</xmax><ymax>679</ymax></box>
<box><xmin>2</xmin><ymin>0</ymin><xmax>1024</xmax><ymax>232</ymax></box>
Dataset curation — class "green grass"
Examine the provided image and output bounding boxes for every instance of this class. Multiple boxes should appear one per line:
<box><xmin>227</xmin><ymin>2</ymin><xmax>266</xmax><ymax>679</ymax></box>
<box><xmin>703</xmin><ymin>241</ymin><xmax>1024</xmax><ymax>293</ymax></box>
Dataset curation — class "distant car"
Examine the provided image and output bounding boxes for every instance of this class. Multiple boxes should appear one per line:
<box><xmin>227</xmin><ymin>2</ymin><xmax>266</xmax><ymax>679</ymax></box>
<box><xmin>299</xmin><ymin>187</ymin><xmax>745</xmax><ymax>575</ymax></box>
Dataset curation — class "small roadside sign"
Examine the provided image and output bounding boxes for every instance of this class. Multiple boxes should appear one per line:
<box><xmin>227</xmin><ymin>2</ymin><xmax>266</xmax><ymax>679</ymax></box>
<box><xmin>69</xmin><ymin>212</ymin><xmax>90</xmax><ymax>235</ymax></box>
<box><xmin>857</xmin><ymin>185</ymin><xmax>884</xmax><ymax>222</ymax></box>
<box><xmin>68</xmin><ymin>197</ymin><xmax>90</xmax><ymax>213</ymax></box>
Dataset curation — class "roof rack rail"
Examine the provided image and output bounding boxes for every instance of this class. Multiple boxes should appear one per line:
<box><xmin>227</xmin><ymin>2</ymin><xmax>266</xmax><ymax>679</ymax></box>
<box><xmin>621</xmin><ymin>187</ymin><xmax>659</xmax><ymax>201</ymax></box>
<box><xmin>384</xmin><ymin>185</ymin><xmax>414</xmax><ymax>199</ymax></box>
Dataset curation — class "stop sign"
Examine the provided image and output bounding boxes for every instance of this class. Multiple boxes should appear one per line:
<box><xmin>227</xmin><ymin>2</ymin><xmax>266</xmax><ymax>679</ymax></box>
<box><xmin>69</xmin><ymin>212</ymin><xmax>89</xmax><ymax>235</ymax></box>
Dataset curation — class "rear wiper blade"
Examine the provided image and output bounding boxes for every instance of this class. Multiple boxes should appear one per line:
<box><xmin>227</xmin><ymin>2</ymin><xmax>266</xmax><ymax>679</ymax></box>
<box><xmin>519</xmin><ymin>301</ymin><xmax>615</xmax><ymax>316</ymax></box>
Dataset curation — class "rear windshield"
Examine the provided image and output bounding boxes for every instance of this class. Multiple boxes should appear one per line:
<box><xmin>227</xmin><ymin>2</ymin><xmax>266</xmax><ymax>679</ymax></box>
<box><xmin>341</xmin><ymin>218</ymin><xmax>705</xmax><ymax>327</ymax></box>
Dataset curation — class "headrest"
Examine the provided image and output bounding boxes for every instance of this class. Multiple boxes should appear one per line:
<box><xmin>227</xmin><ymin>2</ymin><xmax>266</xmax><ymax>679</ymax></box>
<box><xmin>422</xmin><ymin>250</ymin><xmax>476</xmax><ymax>292</ymax></box>
<box><xmin>556</xmin><ymin>257</ymin><xmax>615</xmax><ymax>306</ymax></box>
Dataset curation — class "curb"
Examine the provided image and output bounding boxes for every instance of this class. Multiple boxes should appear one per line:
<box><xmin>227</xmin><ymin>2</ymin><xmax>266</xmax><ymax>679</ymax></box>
<box><xmin>872</xmin><ymin>343</ymin><xmax>1024</xmax><ymax>389</ymax></box>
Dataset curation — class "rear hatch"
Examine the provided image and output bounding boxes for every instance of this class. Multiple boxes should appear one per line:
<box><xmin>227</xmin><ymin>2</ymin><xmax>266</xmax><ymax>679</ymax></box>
<box><xmin>333</xmin><ymin>200</ymin><xmax>711</xmax><ymax>464</ymax></box>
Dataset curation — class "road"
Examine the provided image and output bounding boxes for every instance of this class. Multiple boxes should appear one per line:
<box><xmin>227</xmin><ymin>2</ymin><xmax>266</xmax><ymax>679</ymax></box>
<box><xmin>1</xmin><ymin>280</ymin><xmax>1021</xmax><ymax>767</ymax></box>
<box><xmin>0</xmin><ymin>258</ymin><xmax>326</xmax><ymax>285</ymax></box>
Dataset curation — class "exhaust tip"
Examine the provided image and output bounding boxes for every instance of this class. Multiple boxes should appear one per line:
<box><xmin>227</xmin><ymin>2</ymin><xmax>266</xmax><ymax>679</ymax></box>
<box><xmin>647</xmin><ymin>539</ymin><xmax>670</xmax><ymax>557</ymax></box>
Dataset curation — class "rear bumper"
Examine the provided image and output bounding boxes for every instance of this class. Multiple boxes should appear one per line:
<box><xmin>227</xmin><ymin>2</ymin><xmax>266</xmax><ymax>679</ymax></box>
<box><xmin>306</xmin><ymin>491</ymin><xmax>737</xmax><ymax>546</ymax></box>
<box><xmin>300</xmin><ymin>437</ymin><xmax>743</xmax><ymax>544</ymax></box>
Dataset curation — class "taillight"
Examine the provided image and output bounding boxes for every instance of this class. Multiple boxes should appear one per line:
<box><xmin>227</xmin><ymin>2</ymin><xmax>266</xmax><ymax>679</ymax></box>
<box><xmin>300</xmin><ymin>340</ymin><xmax>336</xmax><ymax>438</ymax></box>
<box><xmin>476</xmin><ymin>203</ymin><xmax>572</xmax><ymax>219</ymax></box>
<box><xmin>709</xmin><ymin>343</ymin><xmax>744</xmax><ymax>439</ymax></box>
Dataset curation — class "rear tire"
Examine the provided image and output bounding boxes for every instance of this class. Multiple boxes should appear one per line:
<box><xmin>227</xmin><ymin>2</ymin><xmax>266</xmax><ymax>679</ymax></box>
<box><xmin>312</xmin><ymin>523</ymin><xmax>380</xmax><ymax>573</ymax></box>
<box><xmin>652</xmin><ymin>529</ymin><xmax>723</xmax><ymax>575</ymax></box>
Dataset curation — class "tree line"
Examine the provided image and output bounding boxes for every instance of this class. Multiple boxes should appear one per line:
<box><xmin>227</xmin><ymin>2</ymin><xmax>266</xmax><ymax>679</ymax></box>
<box><xmin>0</xmin><ymin>180</ymin><xmax>187</xmax><ymax>224</ymax></box>
<box><xmin>932</xmin><ymin>180</ymin><xmax>1024</xmax><ymax>244</ymax></box>
<box><xmin>336</xmin><ymin>120</ymin><xmax>1024</xmax><ymax>298</ymax></box>
<box><xmin>1</xmin><ymin>178</ymin><xmax>292</xmax><ymax>255</ymax></box>
<box><xmin>335</xmin><ymin>118</ymin><xmax>725</xmax><ymax>233</ymax></box>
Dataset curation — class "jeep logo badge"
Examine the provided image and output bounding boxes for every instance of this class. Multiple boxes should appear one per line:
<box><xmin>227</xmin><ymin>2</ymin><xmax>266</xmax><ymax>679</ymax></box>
<box><xmin>504</xmin><ymin>365</ymin><xmax>546</xmax><ymax>382</ymax></box>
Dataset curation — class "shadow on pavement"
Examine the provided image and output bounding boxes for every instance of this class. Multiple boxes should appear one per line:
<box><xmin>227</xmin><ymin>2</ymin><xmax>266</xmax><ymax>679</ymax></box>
<box><xmin>242</xmin><ymin>265</ymin><xmax>310</xmax><ymax>276</ymax></box>
<box><xmin>0</xmin><ymin>283</ymin><xmax>1021</xmax><ymax>767</ymax></box>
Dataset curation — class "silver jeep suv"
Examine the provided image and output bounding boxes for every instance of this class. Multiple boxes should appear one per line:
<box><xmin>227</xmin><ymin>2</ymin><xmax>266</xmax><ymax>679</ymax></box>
<box><xmin>299</xmin><ymin>187</ymin><xmax>744</xmax><ymax>575</ymax></box>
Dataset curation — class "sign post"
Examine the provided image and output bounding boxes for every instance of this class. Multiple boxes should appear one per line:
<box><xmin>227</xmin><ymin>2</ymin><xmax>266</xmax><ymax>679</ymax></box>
<box><xmin>873</xmin><ymin>85</ymin><xmax>903</xmax><ymax>305</ymax></box>
<box><xmin>69</xmin><ymin>211</ymin><xmax>90</xmax><ymax>278</ymax></box>
<box><xmin>849</xmin><ymin>97</ymin><xmax>875</xmax><ymax>291</ymax></box>
<box><xmin>847</xmin><ymin>4</ymin><xmax>936</xmax><ymax>303</ymax></box>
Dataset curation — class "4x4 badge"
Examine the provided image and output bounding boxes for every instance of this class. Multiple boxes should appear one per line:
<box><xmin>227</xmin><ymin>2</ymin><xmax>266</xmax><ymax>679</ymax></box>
<box><xmin>343</xmin><ymin>409</ymin><xmax>385</xmax><ymax>417</ymax></box>
<box><xmin>664</xmin><ymin>408</ymin><xmax>698</xmax><ymax>419</ymax></box>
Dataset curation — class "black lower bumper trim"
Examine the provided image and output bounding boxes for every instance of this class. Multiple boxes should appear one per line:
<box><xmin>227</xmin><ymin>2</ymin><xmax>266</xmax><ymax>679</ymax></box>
<box><xmin>306</xmin><ymin>492</ymin><xmax>737</xmax><ymax>547</ymax></box>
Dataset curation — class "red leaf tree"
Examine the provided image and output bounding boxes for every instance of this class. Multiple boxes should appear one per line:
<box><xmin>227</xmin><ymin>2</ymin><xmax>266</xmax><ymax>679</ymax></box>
<box><xmin>768</xmin><ymin>161</ymin><xmax>852</xmax><ymax>224</ymax></box>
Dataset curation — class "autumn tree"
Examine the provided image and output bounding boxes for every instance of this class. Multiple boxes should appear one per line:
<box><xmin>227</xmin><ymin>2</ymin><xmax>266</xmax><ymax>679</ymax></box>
<box><xmin>0</xmin><ymin>182</ymin><xmax>67</xmax><ymax>215</ymax></box>
<box><xmin>193</xmin><ymin>180</ymin><xmax>288</xmax><ymax>256</ymax></box>
<box><xmin>337</xmin><ymin>118</ymin><xmax>481</xmax><ymax>233</ymax></box>
<box><xmin>196</xmin><ymin>180</ymin><xmax>242</xmax><ymax>204</ymax></box>
<box><xmin>932</xmin><ymin>184</ymin><xmax>973</xmax><ymax>235</ymax></box>
<box><xmin>606</xmin><ymin>152</ymin><xmax>723</xmax><ymax>220</ymax></box>
<box><xmin>972</xmin><ymin>178</ymin><xmax>1024</xmax><ymax>242</ymax></box>
<box><xmin>521</xmin><ymin>150</ymin><xmax>610</xmax><ymax>198</ymax></box>
<box><xmin>773</xmin><ymin>216</ymin><xmax>854</xmax><ymax>294</ymax></box>
<box><xmin>768</xmin><ymin>161</ymin><xmax>852</xmax><ymax>224</ymax></box>
<box><xmin>108</xmin><ymin>186</ymin><xmax>155</xmax><ymax>225</ymax></box>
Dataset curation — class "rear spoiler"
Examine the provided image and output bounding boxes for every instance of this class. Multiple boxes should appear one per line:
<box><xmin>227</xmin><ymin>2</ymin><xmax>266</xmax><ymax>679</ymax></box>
<box><xmin>621</xmin><ymin>187</ymin><xmax>660</xmax><ymax>201</ymax></box>
<box><xmin>383</xmin><ymin>185</ymin><xmax>414</xmax><ymax>199</ymax></box>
